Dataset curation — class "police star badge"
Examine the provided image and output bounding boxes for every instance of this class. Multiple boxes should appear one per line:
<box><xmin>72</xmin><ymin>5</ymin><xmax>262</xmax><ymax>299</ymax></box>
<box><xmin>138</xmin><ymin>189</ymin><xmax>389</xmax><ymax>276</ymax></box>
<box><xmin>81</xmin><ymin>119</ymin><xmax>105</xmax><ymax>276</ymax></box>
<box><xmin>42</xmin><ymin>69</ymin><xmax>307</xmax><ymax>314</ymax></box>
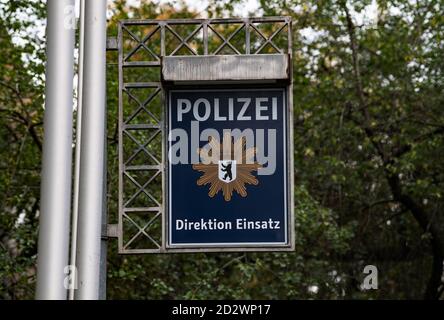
<box><xmin>192</xmin><ymin>132</ymin><xmax>262</xmax><ymax>201</ymax></box>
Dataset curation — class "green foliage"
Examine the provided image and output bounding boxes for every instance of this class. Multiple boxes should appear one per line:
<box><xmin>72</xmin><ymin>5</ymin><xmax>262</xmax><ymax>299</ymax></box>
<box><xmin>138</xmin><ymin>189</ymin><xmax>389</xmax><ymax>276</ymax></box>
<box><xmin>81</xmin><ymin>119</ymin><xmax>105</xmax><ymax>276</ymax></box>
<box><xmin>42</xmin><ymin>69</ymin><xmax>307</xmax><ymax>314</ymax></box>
<box><xmin>259</xmin><ymin>0</ymin><xmax>444</xmax><ymax>299</ymax></box>
<box><xmin>0</xmin><ymin>0</ymin><xmax>45</xmax><ymax>299</ymax></box>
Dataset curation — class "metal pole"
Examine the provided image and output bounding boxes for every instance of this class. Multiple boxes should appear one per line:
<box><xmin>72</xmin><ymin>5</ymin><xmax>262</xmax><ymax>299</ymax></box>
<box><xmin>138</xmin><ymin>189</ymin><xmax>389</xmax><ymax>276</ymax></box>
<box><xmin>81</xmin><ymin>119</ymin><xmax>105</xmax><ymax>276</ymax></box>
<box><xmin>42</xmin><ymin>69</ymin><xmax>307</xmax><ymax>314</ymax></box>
<box><xmin>36</xmin><ymin>0</ymin><xmax>76</xmax><ymax>300</ymax></box>
<box><xmin>69</xmin><ymin>0</ymin><xmax>85</xmax><ymax>301</ymax></box>
<box><xmin>75</xmin><ymin>0</ymin><xmax>107</xmax><ymax>300</ymax></box>
<box><xmin>99</xmin><ymin>116</ymin><xmax>108</xmax><ymax>300</ymax></box>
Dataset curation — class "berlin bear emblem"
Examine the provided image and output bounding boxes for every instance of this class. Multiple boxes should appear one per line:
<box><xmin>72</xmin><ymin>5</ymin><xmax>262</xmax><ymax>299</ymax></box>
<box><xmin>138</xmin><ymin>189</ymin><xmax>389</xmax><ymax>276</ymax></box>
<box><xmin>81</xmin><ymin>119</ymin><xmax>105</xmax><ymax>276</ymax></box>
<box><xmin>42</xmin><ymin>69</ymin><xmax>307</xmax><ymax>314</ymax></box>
<box><xmin>218</xmin><ymin>160</ymin><xmax>237</xmax><ymax>183</ymax></box>
<box><xmin>192</xmin><ymin>133</ymin><xmax>262</xmax><ymax>201</ymax></box>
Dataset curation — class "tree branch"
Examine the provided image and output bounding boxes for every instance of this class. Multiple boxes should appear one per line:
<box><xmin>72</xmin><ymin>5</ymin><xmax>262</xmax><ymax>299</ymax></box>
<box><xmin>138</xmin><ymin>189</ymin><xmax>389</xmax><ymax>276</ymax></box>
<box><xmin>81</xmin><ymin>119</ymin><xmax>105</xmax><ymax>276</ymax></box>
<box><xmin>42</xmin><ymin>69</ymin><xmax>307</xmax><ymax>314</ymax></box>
<box><xmin>392</xmin><ymin>126</ymin><xmax>444</xmax><ymax>159</ymax></box>
<box><xmin>387</xmin><ymin>173</ymin><xmax>444</xmax><ymax>299</ymax></box>
<box><xmin>0</xmin><ymin>105</ymin><xmax>43</xmax><ymax>152</ymax></box>
<box><xmin>341</xmin><ymin>2</ymin><xmax>388</xmax><ymax>164</ymax></box>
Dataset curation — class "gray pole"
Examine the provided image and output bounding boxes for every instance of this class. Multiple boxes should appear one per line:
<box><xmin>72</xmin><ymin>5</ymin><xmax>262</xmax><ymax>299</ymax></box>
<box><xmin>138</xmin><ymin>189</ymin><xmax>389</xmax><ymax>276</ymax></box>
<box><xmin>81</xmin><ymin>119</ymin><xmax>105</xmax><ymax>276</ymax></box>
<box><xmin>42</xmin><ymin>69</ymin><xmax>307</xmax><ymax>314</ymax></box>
<box><xmin>75</xmin><ymin>0</ymin><xmax>107</xmax><ymax>300</ymax></box>
<box><xmin>36</xmin><ymin>0</ymin><xmax>76</xmax><ymax>300</ymax></box>
<box><xmin>99</xmin><ymin>115</ymin><xmax>108</xmax><ymax>300</ymax></box>
<box><xmin>69</xmin><ymin>0</ymin><xmax>85</xmax><ymax>301</ymax></box>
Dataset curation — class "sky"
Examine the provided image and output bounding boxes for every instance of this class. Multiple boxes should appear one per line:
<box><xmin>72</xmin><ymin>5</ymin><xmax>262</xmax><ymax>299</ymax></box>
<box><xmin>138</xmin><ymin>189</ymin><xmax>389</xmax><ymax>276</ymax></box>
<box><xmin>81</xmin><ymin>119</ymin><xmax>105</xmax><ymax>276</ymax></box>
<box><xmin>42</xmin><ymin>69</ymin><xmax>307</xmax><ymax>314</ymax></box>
<box><xmin>127</xmin><ymin>0</ymin><xmax>261</xmax><ymax>17</ymax></box>
<box><xmin>128</xmin><ymin>0</ymin><xmax>380</xmax><ymax>21</ymax></box>
<box><xmin>124</xmin><ymin>0</ymin><xmax>380</xmax><ymax>26</ymax></box>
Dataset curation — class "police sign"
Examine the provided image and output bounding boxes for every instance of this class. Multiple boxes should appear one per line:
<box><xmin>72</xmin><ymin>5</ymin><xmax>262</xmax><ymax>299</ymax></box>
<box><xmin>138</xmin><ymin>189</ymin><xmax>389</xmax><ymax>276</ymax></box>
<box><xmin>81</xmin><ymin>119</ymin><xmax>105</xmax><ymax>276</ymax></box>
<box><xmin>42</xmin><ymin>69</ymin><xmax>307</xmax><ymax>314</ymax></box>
<box><xmin>167</xmin><ymin>88</ymin><xmax>293</xmax><ymax>250</ymax></box>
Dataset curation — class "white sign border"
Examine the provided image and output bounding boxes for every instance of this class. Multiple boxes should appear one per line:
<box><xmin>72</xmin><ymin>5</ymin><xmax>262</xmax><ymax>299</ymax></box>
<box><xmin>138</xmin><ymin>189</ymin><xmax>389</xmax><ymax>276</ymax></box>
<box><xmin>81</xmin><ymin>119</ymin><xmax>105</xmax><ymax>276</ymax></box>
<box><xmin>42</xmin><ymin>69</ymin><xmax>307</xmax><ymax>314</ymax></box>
<box><xmin>167</xmin><ymin>87</ymin><xmax>290</xmax><ymax>248</ymax></box>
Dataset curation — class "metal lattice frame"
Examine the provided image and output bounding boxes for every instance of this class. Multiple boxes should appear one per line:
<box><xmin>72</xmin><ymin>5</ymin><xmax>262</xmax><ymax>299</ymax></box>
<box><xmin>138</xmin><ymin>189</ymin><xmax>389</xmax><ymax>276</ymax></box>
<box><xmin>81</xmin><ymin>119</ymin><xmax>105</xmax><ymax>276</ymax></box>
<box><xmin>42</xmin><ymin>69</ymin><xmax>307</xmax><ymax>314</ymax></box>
<box><xmin>117</xmin><ymin>17</ymin><xmax>292</xmax><ymax>253</ymax></box>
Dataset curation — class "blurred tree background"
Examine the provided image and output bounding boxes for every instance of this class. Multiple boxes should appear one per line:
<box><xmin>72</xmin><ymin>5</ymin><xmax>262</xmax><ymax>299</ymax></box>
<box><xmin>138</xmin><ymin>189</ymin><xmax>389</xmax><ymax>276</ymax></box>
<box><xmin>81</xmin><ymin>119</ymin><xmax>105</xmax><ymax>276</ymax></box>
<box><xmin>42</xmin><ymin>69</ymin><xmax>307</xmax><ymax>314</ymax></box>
<box><xmin>0</xmin><ymin>0</ymin><xmax>443</xmax><ymax>299</ymax></box>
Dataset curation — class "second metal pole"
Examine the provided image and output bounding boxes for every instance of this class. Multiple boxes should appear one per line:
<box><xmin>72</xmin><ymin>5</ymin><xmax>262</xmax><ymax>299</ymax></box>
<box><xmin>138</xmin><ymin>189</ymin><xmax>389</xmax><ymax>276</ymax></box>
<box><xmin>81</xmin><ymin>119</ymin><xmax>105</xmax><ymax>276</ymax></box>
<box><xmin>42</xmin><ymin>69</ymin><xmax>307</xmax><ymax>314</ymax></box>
<box><xmin>75</xmin><ymin>0</ymin><xmax>107</xmax><ymax>300</ymax></box>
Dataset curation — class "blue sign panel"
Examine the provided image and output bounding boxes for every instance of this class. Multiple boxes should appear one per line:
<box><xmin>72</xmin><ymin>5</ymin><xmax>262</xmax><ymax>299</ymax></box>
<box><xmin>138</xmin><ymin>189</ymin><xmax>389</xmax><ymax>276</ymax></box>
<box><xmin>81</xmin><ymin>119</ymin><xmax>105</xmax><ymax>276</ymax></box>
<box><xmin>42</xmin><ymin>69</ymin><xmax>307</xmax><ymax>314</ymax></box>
<box><xmin>167</xmin><ymin>88</ymin><xmax>290</xmax><ymax>248</ymax></box>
